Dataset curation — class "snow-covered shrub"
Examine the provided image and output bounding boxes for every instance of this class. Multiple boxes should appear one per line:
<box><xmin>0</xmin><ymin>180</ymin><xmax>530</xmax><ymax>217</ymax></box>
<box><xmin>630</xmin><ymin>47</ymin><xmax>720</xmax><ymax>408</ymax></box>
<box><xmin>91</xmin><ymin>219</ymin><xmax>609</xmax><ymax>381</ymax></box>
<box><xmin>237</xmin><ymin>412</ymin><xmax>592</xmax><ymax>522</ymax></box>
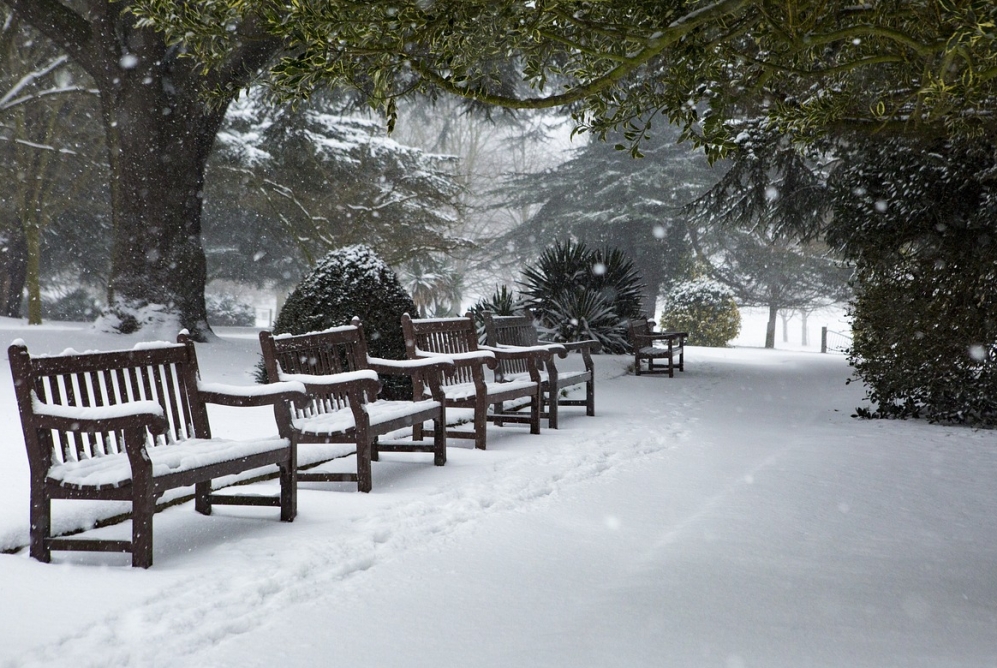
<box><xmin>519</xmin><ymin>241</ymin><xmax>643</xmax><ymax>353</ymax></box>
<box><xmin>40</xmin><ymin>289</ymin><xmax>101</xmax><ymax>322</ymax></box>
<box><xmin>206</xmin><ymin>295</ymin><xmax>256</xmax><ymax>327</ymax></box>
<box><xmin>660</xmin><ymin>279</ymin><xmax>740</xmax><ymax>347</ymax></box>
<box><xmin>269</xmin><ymin>245</ymin><xmax>417</xmax><ymax>399</ymax></box>
<box><xmin>828</xmin><ymin>135</ymin><xmax>997</xmax><ymax>426</ymax></box>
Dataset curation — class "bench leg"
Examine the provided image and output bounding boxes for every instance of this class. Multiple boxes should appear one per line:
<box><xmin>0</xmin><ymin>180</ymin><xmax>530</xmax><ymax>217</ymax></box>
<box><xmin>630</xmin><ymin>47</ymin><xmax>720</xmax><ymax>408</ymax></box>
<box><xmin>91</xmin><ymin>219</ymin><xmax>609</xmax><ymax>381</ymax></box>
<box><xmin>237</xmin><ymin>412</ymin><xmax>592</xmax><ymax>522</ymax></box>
<box><xmin>529</xmin><ymin>388</ymin><xmax>541</xmax><ymax>435</ymax></box>
<box><xmin>634</xmin><ymin>354</ymin><xmax>641</xmax><ymax>376</ymax></box>
<box><xmin>679</xmin><ymin>350</ymin><xmax>685</xmax><ymax>372</ymax></box>
<box><xmin>433</xmin><ymin>412</ymin><xmax>447</xmax><ymax>466</ymax></box>
<box><xmin>474</xmin><ymin>398</ymin><xmax>488</xmax><ymax>450</ymax></box>
<box><xmin>586</xmin><ymin>377</ymin><xmax>595</xmax><ymax>417</ymax></box>
<box><xmin>547</xmin><ymin>382</ymin><xmax>559</xmax><ymax>430</ymax></box>
<box><xmin>132</xmin><ymin>491</ymin><xmax>155</xmax><ymax>569</ymax></box>
<box><xmin>29</xmin><ymin>483</ymin><xmax>51</xmax><ymax>563</ymax></box>
<box><xmin>356</xmin><ymin>435</ymin><xmax>373</xmax><ymax>493</ymax></box>
<box><xmin>279</xmin><ymin>454</ymin><xmax>297</xmax><ymax>522</ymax></box>
<box><xmin>195</xmin><ymin>480</ymin><xmax>212</xmax><ymax>515</ymax></box>
<box><xmin>492</xmin><ymin>401</ymin><xmax>504</xmax><ymax>426</ymax></box>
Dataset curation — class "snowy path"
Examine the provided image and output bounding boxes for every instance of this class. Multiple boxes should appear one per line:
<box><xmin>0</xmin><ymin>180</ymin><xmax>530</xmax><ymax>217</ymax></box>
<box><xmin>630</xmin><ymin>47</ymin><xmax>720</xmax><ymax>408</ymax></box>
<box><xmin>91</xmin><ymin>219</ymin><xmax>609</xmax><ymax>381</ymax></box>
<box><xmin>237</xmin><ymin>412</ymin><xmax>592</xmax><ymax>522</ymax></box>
<box><xmin>2</xmin><ymin>326</ymin><xmax>996</xmax><ymax>667</ymax></box>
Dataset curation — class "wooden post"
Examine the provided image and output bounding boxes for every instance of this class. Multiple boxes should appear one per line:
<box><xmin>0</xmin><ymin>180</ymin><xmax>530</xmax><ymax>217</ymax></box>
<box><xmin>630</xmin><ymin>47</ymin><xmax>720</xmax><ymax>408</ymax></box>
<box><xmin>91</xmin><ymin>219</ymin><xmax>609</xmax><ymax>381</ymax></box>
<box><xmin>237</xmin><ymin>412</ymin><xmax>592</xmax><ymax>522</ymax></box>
<box><xmin>821</xmin><ymin>326</ymin><xmax>828</xmax><ymax>353</ymax></box>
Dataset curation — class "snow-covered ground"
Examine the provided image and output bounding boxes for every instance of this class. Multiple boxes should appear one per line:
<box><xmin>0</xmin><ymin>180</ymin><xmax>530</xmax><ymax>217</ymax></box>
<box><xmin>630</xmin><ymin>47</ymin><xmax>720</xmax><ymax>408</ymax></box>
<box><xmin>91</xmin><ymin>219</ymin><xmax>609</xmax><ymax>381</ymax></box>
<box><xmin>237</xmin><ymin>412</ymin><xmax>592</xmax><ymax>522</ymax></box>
<box><xmin>1</xmin><ymin>311</ymin><xmax>995</xmax><ymax>668</ymax></box>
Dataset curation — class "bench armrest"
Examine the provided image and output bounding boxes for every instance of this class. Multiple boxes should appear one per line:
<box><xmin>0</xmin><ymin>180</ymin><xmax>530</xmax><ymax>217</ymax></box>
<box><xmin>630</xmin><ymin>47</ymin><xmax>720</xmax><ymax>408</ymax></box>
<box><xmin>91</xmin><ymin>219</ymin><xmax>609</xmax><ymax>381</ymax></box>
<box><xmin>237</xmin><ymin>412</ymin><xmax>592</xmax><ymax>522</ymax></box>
<box><xmin>31</xmin><ymin>395</ymin><xmax>168</xmax><ymax>434</ymax></box>
<box><xmin>276</xmin><ymin>369</ymin><xmax>380</xmax><ymax>396</ymax></box>
<box><xmin>560</xmin><ymin>339</ymin><xmax>602</xmax><ymax>354</ymax></box>
<box><xmin>367</xmin><ymin>356</ymin><xmax>456</xmax><ymax>379</ymax></box>
<box><xmin>480</xmin><ymin>344</ymin><xmax>555</xmax><ymax>362</ymax></box>
<box><xmin>414</xmin><ymin>348</ymin><xmax>498</xmax><ymax>370</ymax></box>
<box><xmin>197</xmin><ymin>380</ymin><xmax>308</xmax><ymax>407</ymax></box>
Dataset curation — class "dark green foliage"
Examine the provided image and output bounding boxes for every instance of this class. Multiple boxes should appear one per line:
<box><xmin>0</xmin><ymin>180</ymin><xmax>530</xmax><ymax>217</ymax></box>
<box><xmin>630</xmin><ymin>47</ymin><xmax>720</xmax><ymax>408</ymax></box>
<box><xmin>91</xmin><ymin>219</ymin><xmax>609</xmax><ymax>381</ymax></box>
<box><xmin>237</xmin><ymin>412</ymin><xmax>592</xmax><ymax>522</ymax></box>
<box><xmin>38</xmin><ymin>289</ymin><xmax>101</xmax><ymax>322</ymax></box>
<box><xmin>504</xmin><ymin>128</ymin><xmax>717</xmax><ymax>313</ymax></box>
<box><xmin>519</xmin><ymin>241</ymin><xmax>644</xmax><ymax>353</ymax></box>
<box><xmin>468</xmin><ymin>285</ymin><xmax>524</xmax><ymax>342</ymax></box>
<box><xmin>828</xmin><ymin>137</ymin><xmax>997</xmax><ymax>426</ymax></box>
<box><xmin>268</xmin><ymin>245</ymin><xmax>418</xmax><ymax>399</ymax></box>
<box><xmin>206</xmin><ymin>295</ymin><xmax>256</xmax><ymax>327</ymax></box>
<box><xmin>660</xmin><ymin>279</ymin><xmax>741</xmax><ymax>347</ymax></box>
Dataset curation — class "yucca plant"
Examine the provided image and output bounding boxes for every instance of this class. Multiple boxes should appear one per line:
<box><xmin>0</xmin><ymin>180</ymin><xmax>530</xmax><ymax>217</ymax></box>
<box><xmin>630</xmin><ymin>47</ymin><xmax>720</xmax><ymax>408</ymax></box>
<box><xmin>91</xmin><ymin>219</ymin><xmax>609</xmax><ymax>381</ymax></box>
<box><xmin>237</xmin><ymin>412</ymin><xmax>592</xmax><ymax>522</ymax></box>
<box><xmin>468</xmin><ymin>285</ymin><xmax>524</xmax><ymax>342</ymax></box>
<box><xmin>520</xmin><ymin>241</ymin><xmax>645</xmax><ymax>353</ymax></box>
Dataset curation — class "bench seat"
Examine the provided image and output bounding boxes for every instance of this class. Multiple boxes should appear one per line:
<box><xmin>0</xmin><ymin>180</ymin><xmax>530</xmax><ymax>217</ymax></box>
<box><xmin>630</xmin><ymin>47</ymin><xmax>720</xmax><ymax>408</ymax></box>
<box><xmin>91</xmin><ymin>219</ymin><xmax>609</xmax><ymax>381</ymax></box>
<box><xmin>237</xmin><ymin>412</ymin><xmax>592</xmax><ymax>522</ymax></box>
<box><xmin>47</xmin><ymin>437</ymin><xmax>290</xmax><ymax>490</ymax></box>
<box><xmin>293</xmin><ymin>399</ymin><xmax>442</xmax><ymax>435</ymax></box>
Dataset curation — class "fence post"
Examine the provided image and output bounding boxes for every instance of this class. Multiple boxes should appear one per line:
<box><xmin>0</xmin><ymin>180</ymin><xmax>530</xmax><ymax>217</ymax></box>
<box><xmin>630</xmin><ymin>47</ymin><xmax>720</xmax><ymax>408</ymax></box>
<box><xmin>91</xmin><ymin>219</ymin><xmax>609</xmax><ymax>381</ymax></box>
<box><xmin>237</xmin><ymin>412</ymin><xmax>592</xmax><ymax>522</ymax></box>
<box><xmin>821</xmin><ymin>326</ymin><xmax>828</xmax><ymax>354</ymax></box>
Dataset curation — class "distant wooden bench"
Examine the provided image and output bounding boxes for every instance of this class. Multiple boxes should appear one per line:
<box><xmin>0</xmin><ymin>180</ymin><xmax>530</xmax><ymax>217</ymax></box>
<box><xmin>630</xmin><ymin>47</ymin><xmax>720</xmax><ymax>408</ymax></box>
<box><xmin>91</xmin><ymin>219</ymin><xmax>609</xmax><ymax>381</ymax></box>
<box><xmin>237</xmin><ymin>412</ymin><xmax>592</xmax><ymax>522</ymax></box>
<box><xmin>8</xmin><ymin>333</ymin><xmax>305</xmax><ymax>568</ymax></box>
<box><xmin>627</xmin><ymin>318</ymin><xmax>688</xmax><ymax>377</ymax></box>
<box><xmin>482</xmin><ymin>313</ymin><xmax>599</xmax><ymax>429</ymax></box>
<box><xmin>259</xmin><ymin>319</ymin><xmax>454</xmax><ymax>493</ymax></box>
<box><xmin>401</xmin><ymin>313</ymin><xmax>551</xmax><ymax>450</ymax></box>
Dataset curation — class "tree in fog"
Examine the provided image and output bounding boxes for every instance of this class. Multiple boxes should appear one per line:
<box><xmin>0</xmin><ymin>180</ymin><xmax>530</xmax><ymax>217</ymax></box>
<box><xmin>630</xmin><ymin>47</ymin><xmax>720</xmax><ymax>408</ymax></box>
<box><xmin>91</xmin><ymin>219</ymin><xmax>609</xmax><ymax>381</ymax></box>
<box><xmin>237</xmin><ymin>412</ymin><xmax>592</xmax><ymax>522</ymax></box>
<box><xmin>390</xmin><ymin>96</ymin><xmax>569</xmax><ymax>310</ymax></box>
<box><xmin>688</xmin><ymin>121</ymin><xmax>849</xmax><ymax>348</ymax></box>
<box><xmin>2</xmin><ymin>0</ymin><xmax>281</xmax><ymax>337</ymax></box>
<box><xmin>0</xmin><ymin>9</ymin><xmax>105</xmax><ymax>321</ymax></box>
<box><xmin>203</xmin><ymin>92</ymin><xmax>465</xmax><ymax>291</ymax></box>
<box><xmin>504</xmin><ymin>126</ymin><xmax>720</xmax><ymax>316</ymax></box>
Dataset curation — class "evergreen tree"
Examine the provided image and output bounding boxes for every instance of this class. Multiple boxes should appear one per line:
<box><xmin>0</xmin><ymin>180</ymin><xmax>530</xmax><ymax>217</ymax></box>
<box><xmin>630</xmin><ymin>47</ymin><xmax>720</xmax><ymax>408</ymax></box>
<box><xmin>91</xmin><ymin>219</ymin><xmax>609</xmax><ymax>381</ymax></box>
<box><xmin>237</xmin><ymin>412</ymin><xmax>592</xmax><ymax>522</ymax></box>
<box><xmin>204</xmin><ymin>92</ymin><xmax>465</xmax><ymax>291</ymax></box>
<box><xmin>505</xmin><ymin>127</ymin><xmax>720</xmax><ymax>316</ymax></box>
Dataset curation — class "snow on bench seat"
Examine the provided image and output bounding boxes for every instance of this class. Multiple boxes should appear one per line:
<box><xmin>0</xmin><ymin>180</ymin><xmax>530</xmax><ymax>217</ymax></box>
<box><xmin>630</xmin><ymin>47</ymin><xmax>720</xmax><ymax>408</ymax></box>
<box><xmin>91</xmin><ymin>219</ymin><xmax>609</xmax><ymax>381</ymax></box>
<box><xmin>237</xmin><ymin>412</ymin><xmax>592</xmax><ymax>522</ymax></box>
<box><xmin>47</xmin><ymin>437</ymin><xmax>291</xmax><ymax>489</ymax></box>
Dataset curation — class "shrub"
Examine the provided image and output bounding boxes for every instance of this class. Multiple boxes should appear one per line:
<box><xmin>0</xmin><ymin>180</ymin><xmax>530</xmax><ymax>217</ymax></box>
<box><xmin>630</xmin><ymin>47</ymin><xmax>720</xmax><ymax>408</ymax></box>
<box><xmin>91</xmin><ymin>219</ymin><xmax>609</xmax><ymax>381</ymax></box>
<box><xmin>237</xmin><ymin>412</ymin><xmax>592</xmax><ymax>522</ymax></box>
<box><xmin>660</xmin><ymin>279</ymin><xmax>741</xmax><ymax>347</ymax></box>
<box><xmin>519</xmin><ymin>241</ymin><xmax>644</xmax><ymax>353</ymax></box>
<box><xmin>40</xmin><ymin>289</ymin><xmax>101</xmax><ymax>322</ymax></box>
<box><xmin>268</xmin><ymin>245</ymin><xmax>418</xmax><ymax>399</ymax></box>
<box><xmin>467</xmin><ymin>285</ymin><xmax>524</xmax><ymax>342</ymax></box>
<box><xmin>206</xmin><ymin>295</ymin><xmax>256</xmax><ymax>327</ymax></box>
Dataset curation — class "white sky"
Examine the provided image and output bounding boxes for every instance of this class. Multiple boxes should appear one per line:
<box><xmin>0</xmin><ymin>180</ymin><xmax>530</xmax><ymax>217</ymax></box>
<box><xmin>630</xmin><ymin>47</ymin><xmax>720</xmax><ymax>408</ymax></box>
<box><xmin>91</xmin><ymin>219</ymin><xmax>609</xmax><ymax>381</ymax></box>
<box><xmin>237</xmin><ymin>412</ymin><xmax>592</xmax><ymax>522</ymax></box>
<box><xmin>1</xmin><ymin>310</ymin><xmax>994</xmax><ymax>667</ymax></box>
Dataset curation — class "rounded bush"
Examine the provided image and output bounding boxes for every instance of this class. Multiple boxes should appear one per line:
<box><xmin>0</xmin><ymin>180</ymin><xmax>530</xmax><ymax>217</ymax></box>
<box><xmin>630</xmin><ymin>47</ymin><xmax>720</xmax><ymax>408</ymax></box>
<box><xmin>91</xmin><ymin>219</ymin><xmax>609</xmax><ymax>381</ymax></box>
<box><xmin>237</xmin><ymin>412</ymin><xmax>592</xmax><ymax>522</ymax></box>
<box><xmin>271</xmin><ymin>245</ymin><xmax>417</xmax><ymax>398</ymax></box>
<box><xmin>660</xmin><ymin>279</ymin><xmax>741</xmax><ymax>347</ymax></box>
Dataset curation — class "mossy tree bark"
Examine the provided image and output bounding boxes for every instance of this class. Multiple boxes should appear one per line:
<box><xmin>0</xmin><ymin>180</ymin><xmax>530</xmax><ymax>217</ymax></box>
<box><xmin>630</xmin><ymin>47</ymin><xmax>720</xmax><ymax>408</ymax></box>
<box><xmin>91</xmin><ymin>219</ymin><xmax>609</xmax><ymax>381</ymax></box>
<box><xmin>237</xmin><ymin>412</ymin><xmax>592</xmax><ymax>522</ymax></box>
<box><xmin>4</xmin><ymin>0</ymin><xmax>279</xmax><ymax>339</ymax></box>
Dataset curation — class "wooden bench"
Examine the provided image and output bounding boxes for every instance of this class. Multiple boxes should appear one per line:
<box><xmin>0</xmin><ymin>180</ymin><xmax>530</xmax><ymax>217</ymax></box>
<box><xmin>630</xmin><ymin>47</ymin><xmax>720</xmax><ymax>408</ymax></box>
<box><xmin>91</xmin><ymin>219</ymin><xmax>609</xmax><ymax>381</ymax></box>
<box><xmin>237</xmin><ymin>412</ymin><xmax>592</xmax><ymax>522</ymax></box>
<box><xmin>482</xmin><ymin>312</ymin><xmax>599</xmax><ymax>429</ymax></box>
<box><xmin>401</xmin><ymin>312</ymin><xmax>551</xmax><ymax>450</ymax></box>
<box><xmin>8</xmin><ymin>332</ymin><xmax>305</xmax><ymax>568</ymax></box>
<box><xmin>259</xmin><ymin>319</ymin><xmax>454</xmax><ymax>493</ymax></box>
<box><xmin>627</xmin><ymin>318</ymin><xmax>688</xmax><ymax>377</ymax></box>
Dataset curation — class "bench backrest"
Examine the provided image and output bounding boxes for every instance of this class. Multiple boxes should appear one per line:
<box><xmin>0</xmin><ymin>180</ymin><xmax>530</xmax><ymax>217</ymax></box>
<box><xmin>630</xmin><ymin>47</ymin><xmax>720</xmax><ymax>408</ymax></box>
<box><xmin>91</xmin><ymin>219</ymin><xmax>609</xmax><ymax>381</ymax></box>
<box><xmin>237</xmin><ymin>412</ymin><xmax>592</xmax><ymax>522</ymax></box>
<box><xmin>401</xmin><ymin>313</ymin><xmax>480</xmax><ymax>386</ymax></box>
<box><xmin>259</xmin><ymin>322</ymin><xmax>375</xmax><ymax>420</ymax></box>
<box><xmin>628</xmin><ymin>317</ymin><xmax>654</xmax><ymax>344</ymax></box>
<box><xmin>8</xmin><ymin>335</ymin><xmax>208</xmax><ymax>476</ymax></box>
<box><xmin>482</xmin><ymin>313</ymin><xmax>539</xmax><ymax>379</ymax></box>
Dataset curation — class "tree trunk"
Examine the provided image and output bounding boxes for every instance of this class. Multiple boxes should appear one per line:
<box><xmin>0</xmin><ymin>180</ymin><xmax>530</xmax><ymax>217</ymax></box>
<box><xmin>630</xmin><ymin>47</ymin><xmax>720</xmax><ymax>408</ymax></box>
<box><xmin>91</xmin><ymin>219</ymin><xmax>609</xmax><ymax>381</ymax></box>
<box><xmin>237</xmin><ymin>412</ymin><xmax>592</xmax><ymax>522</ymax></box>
<box><xmin>6</xmin><ymin>1</ymin><xmax>280</xmax><ymax>340</ymax></box>
<box><xmin>97</xmin><ymin>51</ymin><xmax>223</xmax><ymax>338</ymax></box>
<box><xmin>0</xmin><ymin>220</ymin><xmax>27</xmax><ymax>318</ymax></box>
<box><xmin>780</xmin><ymin>310</ymin><xmax>791</xmax><ymax>343</ymax></box>
<box><xmin>765</xmin><ymin>301</ymin><xmax>778</xmax><ymax>349</ymax></box>
<box><xmin>801</xmin><ymin>310</ymin><xmax>809</xmax><ymax>346</ymax></box>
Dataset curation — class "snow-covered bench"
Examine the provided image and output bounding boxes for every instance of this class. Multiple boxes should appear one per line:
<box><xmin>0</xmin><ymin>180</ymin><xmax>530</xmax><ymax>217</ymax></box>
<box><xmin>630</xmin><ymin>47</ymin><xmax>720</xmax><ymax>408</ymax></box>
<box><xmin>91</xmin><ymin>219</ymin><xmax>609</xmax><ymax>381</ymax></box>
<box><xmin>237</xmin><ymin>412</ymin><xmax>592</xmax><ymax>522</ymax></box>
<box><xmin>259</xmin><ymin>319</ymin><xmax>455</xmax><ymax>493</ymax></box>
<box><xmin>627</xmin><ymin>317</ymin><xmax>687</xmax><ymax>377</ymax></box>
<box><xmin>401</xmin><ymin>312</ymin><xmax>551</xmax><ymax>450</ymax></box>
<box><xmin>8</xmin><ymin>333</ymin><xmax>306</xmax><ymax>568</ymax></box>
<box><xmin>482</xmin><ymin>312</ymin><xmax>599</xmax><ymax>429</ymax></box>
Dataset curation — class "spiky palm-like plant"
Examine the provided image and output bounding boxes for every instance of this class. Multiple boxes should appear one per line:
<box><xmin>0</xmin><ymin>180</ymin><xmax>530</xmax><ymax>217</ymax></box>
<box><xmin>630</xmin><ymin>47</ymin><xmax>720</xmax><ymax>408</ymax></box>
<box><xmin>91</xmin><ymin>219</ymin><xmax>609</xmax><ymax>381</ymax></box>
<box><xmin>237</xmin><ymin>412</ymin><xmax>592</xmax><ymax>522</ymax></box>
<box><xmin>468</xmin><ymin>285</ymin><xmax>524</xmax><ymax>342</ymax></box>
<box><xmin>519</xmin><ymin>241</ymin><xmax>644</xmax><ymax>353</ymax></box>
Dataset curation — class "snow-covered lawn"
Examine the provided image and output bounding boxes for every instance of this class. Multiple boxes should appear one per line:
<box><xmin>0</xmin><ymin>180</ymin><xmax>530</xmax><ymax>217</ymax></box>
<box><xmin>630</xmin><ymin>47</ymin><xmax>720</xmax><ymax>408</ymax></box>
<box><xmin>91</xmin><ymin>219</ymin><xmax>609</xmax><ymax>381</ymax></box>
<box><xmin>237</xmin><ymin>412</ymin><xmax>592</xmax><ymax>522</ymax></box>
<box><xmin>1</xmin><ymin>315</ymin><xmax>995</xmax><ymax>667</ymax></box>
